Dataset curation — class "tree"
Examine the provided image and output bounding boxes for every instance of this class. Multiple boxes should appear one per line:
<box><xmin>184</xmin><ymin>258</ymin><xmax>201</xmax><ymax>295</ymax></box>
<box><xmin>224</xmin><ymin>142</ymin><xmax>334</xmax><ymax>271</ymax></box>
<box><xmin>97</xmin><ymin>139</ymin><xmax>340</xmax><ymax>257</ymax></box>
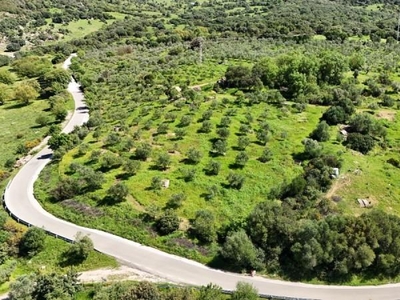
<box><xmin>302</xmin><ymin>138</ymin><xmax>322</xmax><ymax>159</ymax></box>
<box><xmin>179</xmin><ymin>115</ymin><xmax>192</xmax><ymax>127</ymax></box>
<box><xmin>156</xmin><ymin>153</ymin><xmax>171</xmax><ymax>170</ymax></box>
<box><xmin>216</xmin><ymin>127</ymin><xmax>230</xmax><ymax>140</ymax></box>
<box><xmin>235</xmin><ymin>151</ymin><xmax>249</xmax><ymax>168</ymax></box>
<box><xmin>9</xmin><ymin>274</ymin><xmax>35</xmax><ymax>300</ymax></box>
<box><xmin>151</xmin><ymin>176</ymin><xmax>162</xmax><ymax>191</ymax></box>
<box><xmin>125</xmin><ymin>281</ymin><xmax>160</xmax><ymax>300</ymax></box>
<box><xmin>135</xmin><ymin>143</ymin><xmax>152</xmax><ymax>160</ymax></box>
<box><xmin>212</xmin><ymin>139</ymin><xmax>227</xmax><ymax>156</ymax></box>
<box><xmin>0</xmin><ymin>69</ymin><xmax>16</xmax><ymax>84</ymax></box>
<box><xmin>100</xmin><ymin>152</ymin><xmax>122</xmax><ymax>170</ymax></box>
<box><xmin>226</xmin><ymin>173</ymin><xmax>245</xmax><ymax>189</ymax></box>
<box><xmin>223</xmin><ymin>65</ymin><xmax>256</xmax><ymax>89</ymax></box>
<box><xmin>167</xmin><ymin>193</ymin><xmax>186</xmax><ymax>208</ymax></box>
<box><xmin>259</xmin><ymin>148</ymin><xmax>272</xmax><ymax>163</ymax></box>
<box><xmin>346</xmin><ymin>133</ymin><xmax>375</xmax><ymax>154</ymax></box>
<box><xmin>202</xmin><ymin>109</ymin><xmax>213</xmax><ymax>121</ymax></box>
<box><xmin>192</xmin><ymin>210</ymin><xmax>217</xmax><ymax>243</ymax></box>
<box><xmin>35</xmin><ymin>114</ymin><xmax>50</xmax><ymax>127</ymax></box>
<box><xmin>156</xmin><ymin>209</ymin><xmax>180</xmax><ymax>235</ymax></box>
<box><xmin>231</xmin><ymin>282</ymin><xmax>259</xmax><ymax>300</ymax></box>
<box><xmin>205</xmin><ymin>160</ymin><xmax>221</xmax><ymax>175</ymax></box>
<box><xmin>123</xmin><ymin>160</ymin><xmax>141</xmax><ymax>176</ymax></box>
<box><xmin>15</xmin><ymin>83</ymin><xmax>39</xmax><ymax>105</ymax></box>
<box><xmin>187</xmin><ymin>148</ymin><xmax>202</xmax><ymax>164</ymax></box>
<box><xmin>51</xmin><ymin>177</ymin><xmax>81</xmax><ymax>201</ymax></box>
<box><xmin>221</xmin><ymin>230</ymin><xmax>264</xmax><ymax>270</ymax></box>
<box><xmin>310</xmin><ymin>121</ymin><xmax>330</xmax><ymax>142</ymax></box>
<box><xmin>65</xmin><ymin>233</ymin><xmax>93</xmax><ymax>264</ymax></box>
<box><xmin>237</xmin><ymin>136</ymin><xmax>250</xmax><ymax>150</ymax></box>
<box><xmin>107</xmin><ymin>182</ymin><xmax>129</xmax><ymax>203</ymax></box>
<box><xmin>39</xmin><ymin>68</ymin><xmax>70</xmax><ymax>96</ymax></box>
<box><xmin>252</xmin><ymin>58</ymin><xmax>278</xmax><ymax>88</ymax></box>
<box><xmin>48</xmin><ymin>133</ymin><xmax>71</xmax><ymax>151</ymax></box>
<box><xmin>157</xmin><ymin>123</ymin><xmax>169</xmax><ymax>134</ymax></box>
<box><xmin>256</xmin><ymin>129</ymin><xmax>269</xmax><ymax>145</ymax></box>
<box><xmin>198</xmin><ymin>283</ymin><xmax>224</xmax><ymax>300</ymax></box>
<box><xmin>318</xmin><ymin>51</ymin><xmax>347</xmax><ymax>85</ymax></box>
<box><xmin>19</xmin><ymin>227</ymin><xmax>46</xmax><ymax>257</ymax></box>
<box><xmin>219</xmin><ymin>116</ymin><xmax>231</xmax><ymax>128</ymax></box>
<box><xmin>349</xmin><ymin>113</ymin><xmax>374</xmax><ymax>135</ymax></box>
<box><xmin>199</xmin><ymin>120</ymin><xmax>213</xmax><ymax>133</ymax></box>
<box><xmin>174</xmin><ymin>128</ymin><xmax>186</xmax><ymax>140</ymax></box>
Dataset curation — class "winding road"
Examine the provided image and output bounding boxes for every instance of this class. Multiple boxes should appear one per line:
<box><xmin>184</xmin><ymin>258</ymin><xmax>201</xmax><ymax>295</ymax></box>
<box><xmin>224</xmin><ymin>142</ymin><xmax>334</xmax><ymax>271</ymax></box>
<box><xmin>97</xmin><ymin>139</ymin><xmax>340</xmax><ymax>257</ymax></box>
<box><xmin>3</xmin><ymin>55</ymin><xmax>400</xmax><ymax>300</ymax></box>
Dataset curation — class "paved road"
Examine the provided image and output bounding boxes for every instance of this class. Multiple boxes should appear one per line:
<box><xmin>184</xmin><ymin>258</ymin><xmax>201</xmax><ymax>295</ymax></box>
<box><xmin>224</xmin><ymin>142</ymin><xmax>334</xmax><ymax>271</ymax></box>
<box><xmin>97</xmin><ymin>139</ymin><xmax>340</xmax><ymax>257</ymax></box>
<box><xmin>4</xmin><ymin>55</ymin><xmax>400</xmax><ymax>300</ymax></box>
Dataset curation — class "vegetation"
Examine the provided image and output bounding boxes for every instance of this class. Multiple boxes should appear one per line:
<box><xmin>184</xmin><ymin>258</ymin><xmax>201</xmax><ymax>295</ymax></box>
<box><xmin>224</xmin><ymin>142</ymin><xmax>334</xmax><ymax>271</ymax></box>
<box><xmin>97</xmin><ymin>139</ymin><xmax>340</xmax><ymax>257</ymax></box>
<box><xmin>2</xmin><ymin>0</ymin><xmax>400</xmax><ymax>288</ymax></box>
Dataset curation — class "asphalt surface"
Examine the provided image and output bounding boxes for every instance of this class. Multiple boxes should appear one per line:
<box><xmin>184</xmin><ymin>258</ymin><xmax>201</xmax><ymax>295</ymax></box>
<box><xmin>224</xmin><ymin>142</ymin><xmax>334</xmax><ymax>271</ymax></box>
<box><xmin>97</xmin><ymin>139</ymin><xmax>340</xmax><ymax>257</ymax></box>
<box><xmin>3</xmin><ymin>55</ymin><xmax>400</xmax><ymax>300</ymax></box>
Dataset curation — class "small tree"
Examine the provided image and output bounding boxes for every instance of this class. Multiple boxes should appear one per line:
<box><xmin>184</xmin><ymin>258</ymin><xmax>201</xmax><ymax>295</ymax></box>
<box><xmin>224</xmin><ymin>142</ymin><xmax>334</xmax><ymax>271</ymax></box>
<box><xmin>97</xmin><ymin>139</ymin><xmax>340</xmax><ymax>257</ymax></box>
<box><xmin>221</xmin><ymin>230</ymin><xmax>264</xmax><ymax>271</ymax></box>
<box><xmin>65</xmin><ymin>233</ymin><xmax>93</xmax><ymax>263</ymax></box>
<box><xmin>226</xmin><ymin>173</ymin><xmax>245</xmax><ymax>189</ymax></box>
<box><xmin>174</xmin><ymin>128</ymin><xmax>186</xmax><ymax>140</ymax></box>
<box><xmin>100</xmin><ymin>152</ymin><xmax>122</xmax><ymax>170</ymax></box>
<box><xmin>212</xmin><ymin>139</ymin><xmax>227</xmax><ymax>156</ymax></box>
<box><xmin>216</xmin><ymin>127</ymin><xmax>230</xmax><ymax>140</ymax></box>
<box><xmin>310</xmin><ymin>121</ymin><xmax>330</xmax><ymax>142</ymax></box>
<box><xmin>167</xmin><ymin>193</ymin><xmax>187</xmax><ymax>209</ymax></box>
<box><xmin>234</xmin><ymin>151</ymin><xmax>249</xmax><ymax>168</ymax></box>
<box><xmin>199</xmin><ymin>120</ymin><xmax>213</xmax><ymax>133</ymax></box>
<box><xmin>156</xmin><ymin>153</ymin><xmax>171</xmax><ymax>170</ymax></box>
<box><xmin>202</xmin><ymin>110</ymin><xmax>213</xmax><ymax>121</ymax></box>
<box><xmin>107</xmin><ymin>182</ymin><xmax>129</xmax><ymax>203</ymax></box>
<box><xmin>35</xmin><ymin>114</ymin><xmax>50</xmax><ymax>127</ymax></box>
<box><xmin>135</xmin><ymin>143</ymin><xmax>152</xmax><ymax>160</ymax></box>
<box><xmin>198</xmin><ymin>283</ymin><xmax>224</xmax><ymax>300</ymax></box>
<box><xmin>179</xmin><ymin>115</ymin><xmax>192</xmax><ymax>127</ymax></box>
<box><xmin>151</xmin><ymin>176</ymin><xmax>162</xmax><ymax>191</ymax></box>
<box><xmin>157</xmin><ymin>123</ymin><xmax>169</xmax><ymax>134</ymax></box>
<box><xmin>15</xmin><ymin>83</ymin><xmax>39</xmax><ymax>105</ymax></box>
<box><xmin>231</xmin><ymin>282</ymin><xmax>259</xmax><ymax>300</ymax></box>
<box><xmin>219</xmin><ymin>116</ymin><xmax>231</xmax><ymax>127</ymax></box>
<box><xmin>205</xmin><ymin>160</ymin><xmax>221</xmax><ymax>175</ymax></box>
<box><xmin>123</xmin><ymin>160</ymin><xmax>141</xmax><ymax>176</ymax></box>
<box><xmin>259</xmin><ymin>148</ymin><xmax>272</xmax><ymax>163</ymax></box>
<box><xmin>302</xmin><ymin>138</ymin><xmax>322</xmax><ymax>159</ymax></box>
<box><xmin>20</xmin><ymin>227</ymin><xmax>46</xmax><ymax>257</ymax></box>
<box><xmin>156</xmin><ymin>209</ymin><xmax>180</xmax><ymax>235</ymax></box>
<box><xmin>237</xmin><ymin>136</ymin><xmax>250</xmax><ymax>150</ymax></box>
<box><xmin>256</xmin><ymin>129</ymin><xmax>269</xmax><ymax>145</ymax></box>
<box><xmin>187</xmin><ymin>148</ymin><xmax>202</xmax><ymax>164</ymax></box>
<box><xmin>192</xmin><ymin>210</ymin><xmax>217</xmax><ymax>243</ymax></box>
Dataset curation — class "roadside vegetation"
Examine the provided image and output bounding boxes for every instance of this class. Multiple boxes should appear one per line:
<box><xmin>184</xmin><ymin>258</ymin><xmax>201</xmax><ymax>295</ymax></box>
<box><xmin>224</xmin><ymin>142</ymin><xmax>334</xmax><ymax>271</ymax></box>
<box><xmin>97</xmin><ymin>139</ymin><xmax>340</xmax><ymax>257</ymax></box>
<box><xmin>2</xmin><ymin>0</ymin><xmax>400</xmax><ymax>289</ymax></box>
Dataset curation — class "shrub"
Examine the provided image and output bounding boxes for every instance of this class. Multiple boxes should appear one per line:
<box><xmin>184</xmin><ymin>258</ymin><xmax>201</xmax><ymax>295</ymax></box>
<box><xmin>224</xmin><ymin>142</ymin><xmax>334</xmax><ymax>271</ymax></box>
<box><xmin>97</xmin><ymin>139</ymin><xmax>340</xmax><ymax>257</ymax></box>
<box><xmin>192</xmin><ymin>210</ymin><xmax>217</xmax><ymax>243</ymax></box>
<box><xmin>19</xmin><ymin>227</ymin><xmax>46</xmax><ymax>257</ymax></box>
<box><xmin>226</xmin><ymin>173</ymin><xmax>245</xmax><ymax>189</ymax></box>
<box><xmin>187</xmin><ymin>148</ymin><xmax>202</xmax><ymax>164</ymax></box>
<box><xmin>107</xmin><ymin>182</ymin><xmax>129</xmax><ymax>203</ymax></box>
<box><xmin>156</xmin><ymin>210</ymin><xmax>180</xmax><ymax>235</ymax></box>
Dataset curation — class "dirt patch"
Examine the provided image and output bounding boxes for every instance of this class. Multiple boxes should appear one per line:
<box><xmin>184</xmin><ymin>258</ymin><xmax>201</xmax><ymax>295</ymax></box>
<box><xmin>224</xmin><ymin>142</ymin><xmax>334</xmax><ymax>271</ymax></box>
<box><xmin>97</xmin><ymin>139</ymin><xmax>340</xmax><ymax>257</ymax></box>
<box><xmin>326</xmin><ymin>174</ymin><xmax>351</xmax><ymax>200</ymax></box>
<box><xmin>61</xmin><ymin>199</ymin><xmax>104</xmax><ymax>217</ymax></box>
<box><xmin>78</xmin><ymin>265</ymin><xmax>170</xmax><ymax>284</ymax></box>
<box><xmin>376</xmin><ymin>110</ymin><xmax>396</xmax><ymax>121</ymax></box>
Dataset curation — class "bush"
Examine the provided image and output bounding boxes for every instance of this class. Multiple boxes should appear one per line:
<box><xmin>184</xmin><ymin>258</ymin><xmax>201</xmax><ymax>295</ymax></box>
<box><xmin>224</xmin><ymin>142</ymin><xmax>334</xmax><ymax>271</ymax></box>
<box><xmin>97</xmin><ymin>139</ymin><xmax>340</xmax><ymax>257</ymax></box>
<box><xmin>156</xmin><ymin>209</ymin><xmax>180</xmax><ymax>235</ymax></box>
<box><xmin>167</xmin><ymin>193</ymin><xmax>187</xmax><ymax>208</ymax></box>
<box><xmin>135</xmin><ymin>143</ymin><xmax>152</xmax><ymax>160</ymax></box>
<box><xmin>205</xmin><ymin>160</ymin><xmax>221</xmax><ymax>175</ymax></box>
<box><xmin>191</xmin><ymin>210</ymin><xmax>217</xmax><ymax>243</ymax></box>
<box><xmin>346</xmin><ymin>133</ymin><xmax>375</xmax><ymax>154</ymax></box>
<box><xmin>226</xmin><ymin>173</ymin><xmax>245</xmax><ymax>189</ymax></box>
<box><xmin>64</xmin><ymin>234</ymin><xmax>93</xmax><ymax>264</ymax></box>
<box><xmin>234</xmin><ymin>151</ymin><xmax>249</xmax><ymax>168</ymax></box>
<box><xmin>19</xmin><ymin>227</ymin><xmax>46</xmax><ymax>257</ymax></box>
<box><xmin>107</xmin><ymin>182</ymin><xmax>129</xmax><ymax>203</ymax></box>
<box><xmin>187</xmin><ymin>148</ymin><xmax>202</xmax><ymax>164</ymax></box>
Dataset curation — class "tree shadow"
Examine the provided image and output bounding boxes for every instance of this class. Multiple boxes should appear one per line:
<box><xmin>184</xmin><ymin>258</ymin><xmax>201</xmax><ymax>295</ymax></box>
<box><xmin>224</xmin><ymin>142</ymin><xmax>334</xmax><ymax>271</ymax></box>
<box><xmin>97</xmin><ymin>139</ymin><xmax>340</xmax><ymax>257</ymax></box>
<box><xmin>228</xmin><ymin>163</ymin><xmax>244</xmax><ymax>170</ymax></box>
<box><xmin>4</xmin><ymin>102</ymin><xmax>31</xmax><ymax>110</ymax></box>
<box><xmin>115</xmin><ymin>172</ymin><xmax>132</xmax><ymax>180</ymax></box>
<box><xmin>59</xmin><ymin>250</ymin><xmax>86</xmax><ymax>267</ymax></box>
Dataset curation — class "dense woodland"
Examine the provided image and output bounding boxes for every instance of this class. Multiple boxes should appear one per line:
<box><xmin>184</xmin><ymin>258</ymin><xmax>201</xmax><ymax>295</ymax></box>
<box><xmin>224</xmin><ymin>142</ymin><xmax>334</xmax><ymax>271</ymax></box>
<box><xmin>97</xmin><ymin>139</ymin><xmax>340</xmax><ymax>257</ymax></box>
<box><xmin>2</xmin><ymin>0</ymin><xmax>400</xmax><ymax>295</ymax></box>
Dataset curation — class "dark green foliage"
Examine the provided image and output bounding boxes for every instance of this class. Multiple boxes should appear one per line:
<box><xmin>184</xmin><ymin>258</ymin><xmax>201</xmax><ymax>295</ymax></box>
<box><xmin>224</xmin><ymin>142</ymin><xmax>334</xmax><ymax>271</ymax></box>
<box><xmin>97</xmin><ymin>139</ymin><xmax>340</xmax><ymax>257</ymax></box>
<box><xmin>150</xmin><ymin>176</ymin><xmax>162</xmax><ymax>191</ymax></box>
<box><xmin>212</xmin><ymin>139</ymin><xmax>227</xmax><ymax>156</ymax></box>
<box><xmin>135</xmin><ymin>143</ymin><xmax>152</xmax><ymax>160</ymax></box>
<box><xmin>107</xmin><ymin>182</ymin><xmax>129</xmax><ymax>203</ymax></box>
<box><xmin>205</xmin><ymin>160</ymin><xmax>221</xmax><ymax>175</ymax></box>
<box><xmin>19</xmin><ymin>227</ymin><xmax>46</xmax><ymax>257</ymax></box>
<box><xmin>167</xmin><ymin>193</ymin><xmax>187</xmax><ymax>209</ymax></box>
<box><xmin>199</xmin><ymin>120</ymin><xmax>213</xmax><ymax>133</ymax></box>
<box><xmin>237</xmin><ymin>136</ymin><xmax>250</xmax><ymax>150</ymax></box>
<box><xmin>346</xmin><ymin>133</ymin><xmax>375</xmax><ymax>154</ymax></box>
<box><xmin>156</xmin><ymin>209</ymin><xmax>180</xmax><ymax>235</ymax></box>
<box><xmin>64</xmin><ymin>234</ymin><xmax>93</xmax><ymax>264</ymax></box>
<box><xmin>124</xmin><ymin>281</ymin><xmax>160</xmax><ymax>300</ymax></box>
<box><xmin>302</xmin><ymin>138</ymin><xmax>322</xmax><ymax>159</ymax></box>
<box><xmin>234</xmin><ymin>151</ymin><xmax>249</xmax><ymax>168</ymax></box>
<box><xmin>226</xmin><ymin>173</ymin><xmax>245</xmax><ymax>189</ymax></box>
<box><xmin>198</xmin><ymin>283</ymin><xmax>224</xmax><ymax>300</ymax></box>
<box><xmin>221</xmin><ymin>229</ymin><xmax>264</xmax><ymax>271</ymax></box>
<box><xmin>222</xmin><ymin>65</ymin><xmax>256</xmax><ymax>89</ymax></box>
<box><xmin>187</xmin><ymin>148</ymin><xmax>202</xmax><ymax>164</ymax></box>
<box><xmin>48</xmin><ymin>133</ymin><xmax>71</xmax><ymax>151</ymax></box>
<box><xmin>123</xmin><ymin>160</ymin><xmax>141</xmax><ymax>176</ymax></box>
<box><xmin>216</xmin><ymin>127</ymin><xmax>230</xmax><ymax>140</ymax></box>
<box><xmin>310</xmin><ymin>121</ymin><xmax>330</xmax><ymax>142</ymax></box>
<box><xmin>259</xmin><ymin>148</ymin><xmax>272</xmax><ymax>163</ymax></box>
<box><xmin>156</xmin><ymin>153</ymin><xmax>171</xmax><ymax>170</ymax></box>
<box><xmin>191</xmin><ymin>210</ymin><xmax>217</xmax><ymax>243</ymax></box>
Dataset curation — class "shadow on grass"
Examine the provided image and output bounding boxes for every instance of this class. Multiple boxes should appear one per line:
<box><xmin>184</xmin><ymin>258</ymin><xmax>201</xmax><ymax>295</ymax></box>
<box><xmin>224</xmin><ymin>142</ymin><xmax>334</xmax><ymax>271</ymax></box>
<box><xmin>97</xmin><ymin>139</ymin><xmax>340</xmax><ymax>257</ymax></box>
<box><xmin>4</xmin><ymin>102</ymin><xmax>31</xmax><ymax>110</ymax></box>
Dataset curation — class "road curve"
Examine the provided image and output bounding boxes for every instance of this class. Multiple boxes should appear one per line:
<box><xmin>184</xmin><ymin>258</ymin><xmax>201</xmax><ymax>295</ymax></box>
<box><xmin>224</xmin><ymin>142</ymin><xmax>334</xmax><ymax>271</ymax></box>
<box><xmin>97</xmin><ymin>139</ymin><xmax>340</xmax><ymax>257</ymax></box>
<box><xmin>4</xmin><ymin>55</ymin><xmax>400</xmax><ymax>300</ymax></box>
